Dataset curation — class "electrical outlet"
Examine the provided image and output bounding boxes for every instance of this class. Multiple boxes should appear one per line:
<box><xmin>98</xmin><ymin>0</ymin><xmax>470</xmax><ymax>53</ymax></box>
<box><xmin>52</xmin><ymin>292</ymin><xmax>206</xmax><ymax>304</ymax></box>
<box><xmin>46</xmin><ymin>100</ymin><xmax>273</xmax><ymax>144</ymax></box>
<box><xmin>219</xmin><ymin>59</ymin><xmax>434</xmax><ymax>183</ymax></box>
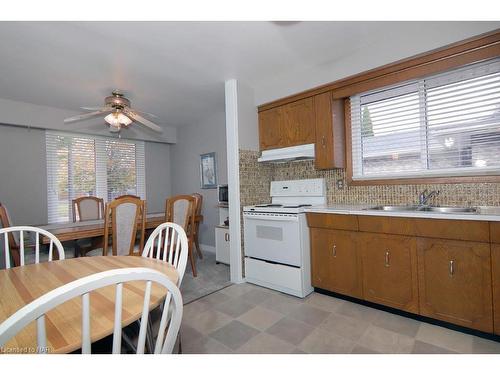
<box><xmin>336</xmin><ymin>179</ymin><xmax>344</xmax><ymax>190</ymax></box>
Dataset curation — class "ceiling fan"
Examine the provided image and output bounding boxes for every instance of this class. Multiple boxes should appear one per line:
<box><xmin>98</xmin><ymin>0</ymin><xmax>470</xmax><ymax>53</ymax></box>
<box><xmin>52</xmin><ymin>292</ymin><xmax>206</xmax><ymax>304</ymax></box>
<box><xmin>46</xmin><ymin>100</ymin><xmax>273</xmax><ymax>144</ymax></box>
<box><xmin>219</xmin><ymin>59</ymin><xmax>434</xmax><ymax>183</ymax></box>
<box><xmin>64</xmin><ymin>91</ymin><xmax>162</xmax><ymax>133</ymax></box>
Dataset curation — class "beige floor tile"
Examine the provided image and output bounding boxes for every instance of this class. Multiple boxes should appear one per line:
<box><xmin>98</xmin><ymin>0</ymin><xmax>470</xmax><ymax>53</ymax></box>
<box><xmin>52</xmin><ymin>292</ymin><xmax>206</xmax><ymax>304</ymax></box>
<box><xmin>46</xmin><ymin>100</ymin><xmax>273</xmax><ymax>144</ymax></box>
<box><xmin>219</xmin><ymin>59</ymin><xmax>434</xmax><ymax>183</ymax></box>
<box><xmin>357</xmin><ymin>325</ymin><xmax>415</xmax><ymax>354</ymax></box>
<box><xmin>336</xmin><ymin>301</ymin><xmax>380</xmax><ymax>323</ymax></box>
<box><xmin>179</xmin><ymin>324</ymin><xmax>204</xmax><ymax>344</ymax></box>
<box><xmin>350</xmin><ymin>345</ymin><xmax>381</xmax><ymax>354</ymax></box>
<box><xmin>298</xmin><ymin>328</ymin><xmax>355</xmax><ymax>354</ymax></box>
<box><xmin>304</xmin><ymin>293</ymin><xmax>345</xmax><ymax>312</ymax></box>
<box><xmin>259</xmin><ymin>293</ymin><xmax>305</xmax><ymax>315</ymax></box>
<box><xmin>185</xmin><ymin>309</ymin><xmax>233</xmax><ymax>335</ymax></box>
<box><xmin>209</xmin><ymin>320</ymin><xmax>260</xmax><ymax>350</ymax></box>
<box><xmin>411</xmin><ymin>340</ymin><xmax>457</xmax><ymax>354</ymax></box>
<box><xmin>237</xmin><ymin>306</ymin><xmax>285</xmax><ymax>331</ymax></box>
<box><xmin>472</xmin><ymin>336</ymin><xmax>500</xmax><ymax>354</ymax></box>
<box><xmin>183</xmin><ymin>300</ymin><xmax>211</xmax><ymax>321</ymax></box>
<box><xmin>239</xmin><ymin>288</ymin><xmax>275</xmax><ymax>305</ymax></box>
<box><xmin>415</xmin><ymin>323</ymin><xmax>474</xmax><ymax>353</ymax></box>
<box><xmin>182</xmin><ymin>336</ymin><xmax>233</xmax><ymax>354</ymax></box>
<box><xmin>266</xmin><ymin>317</ymin><xmax>315</xmax><ymax>345</ymax></box>
<box><xmin>319</xmin><ymin>312</ymin><xmax>370</xmax><ymax>341</ymax></box>
<box><xmin>288</xmin><ymin>304</ymin><xmax>331</xmax><ymax>326</ymax></box>
<box><xmin>213</xmin><ymin>298</ymin><xmax>255</xmax><ymax>318</ymax></box>
<box><xmin>371</xmin><ymin>310</ymin><xmax>421</xmax><ymax>338</ymax></box>
<box><xmin>201</xmin><ymin>290</ymin><xmax>231</xmax><ymax>306</ymax></box>
<box><xmin>220</xmin><ymin>283</ymin><xmax>257</xmax><ymax>298</ymax></box>
<box><xmin>235</xmin><ymin>332</ymin><xmax>296</xmax><ymax>354</ymax></box>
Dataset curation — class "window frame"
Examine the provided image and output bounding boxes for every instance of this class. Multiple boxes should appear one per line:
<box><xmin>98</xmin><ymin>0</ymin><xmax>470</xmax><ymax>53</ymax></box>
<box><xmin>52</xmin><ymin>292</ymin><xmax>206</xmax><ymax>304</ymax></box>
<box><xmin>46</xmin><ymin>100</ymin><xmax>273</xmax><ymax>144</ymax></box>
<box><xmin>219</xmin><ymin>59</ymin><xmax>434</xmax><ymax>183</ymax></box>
<box><xmin>345</xmin><ymin>59</ymin><xmax>500</xmax><ymax>186</ymax></box>
<box><xmin>46</xmin><ymin>131</ymin><xmax>146</xmax><ymax>223</ymax></box>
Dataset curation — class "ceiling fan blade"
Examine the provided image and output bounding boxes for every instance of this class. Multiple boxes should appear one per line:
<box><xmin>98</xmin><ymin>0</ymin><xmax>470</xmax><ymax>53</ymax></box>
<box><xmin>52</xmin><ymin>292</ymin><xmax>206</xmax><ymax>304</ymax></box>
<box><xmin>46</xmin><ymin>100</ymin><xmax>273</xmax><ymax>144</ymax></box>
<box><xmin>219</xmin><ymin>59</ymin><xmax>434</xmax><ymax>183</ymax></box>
<box><xmin>124</xmin><ymin>109</ymin><xmax>162</xmax><ymax>133</ymax></box>
<box><xmin>132</xmin><ymin>109</ymin><xmax>158</xmax><ymax>119</ymax></box>
<box><xmin>80</xmin><ymin>106</ymin><xmax>104</xmax><ymax>111</ymax></box>
<box><xmin>64</xmin><ymin>108</ymin><xmax>111</xmax><ymax>123</ymax></box>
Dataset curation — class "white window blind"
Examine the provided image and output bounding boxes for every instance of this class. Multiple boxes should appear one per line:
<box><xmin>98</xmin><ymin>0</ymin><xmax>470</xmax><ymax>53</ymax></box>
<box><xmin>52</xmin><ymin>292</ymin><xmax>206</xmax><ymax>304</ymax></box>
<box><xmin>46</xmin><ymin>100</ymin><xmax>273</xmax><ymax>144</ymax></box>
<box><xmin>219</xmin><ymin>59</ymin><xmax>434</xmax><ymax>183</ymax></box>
<box><xmin>350</xmin><ymin>58</ymin><xmax>500</xmax><ymax>181</ymax></box>
<box><xmin>46</xmin><ymin>131</ymin><xmax>145</xmax><ymax>223</ymax></box>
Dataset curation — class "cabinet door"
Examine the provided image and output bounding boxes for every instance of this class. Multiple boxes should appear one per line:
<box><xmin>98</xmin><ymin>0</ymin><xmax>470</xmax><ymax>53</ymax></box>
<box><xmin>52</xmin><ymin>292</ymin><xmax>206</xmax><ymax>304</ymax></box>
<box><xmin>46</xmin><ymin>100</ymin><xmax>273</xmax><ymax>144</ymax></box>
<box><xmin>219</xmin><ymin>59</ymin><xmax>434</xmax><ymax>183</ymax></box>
<box><xmin>314</xmin><ymin>93</ymin><xmax>345</xmax><ymax>170</ymax></box>
<box><xmin>359</xmin><ymin>233</ymin><xmax>419</xmax><ymax>313</ymax></box>
<box><xmin>417</xmin><ymin>238</ymin><xmax>493</xmax><ymax>332</ymax></box>
<box><xmin>491</xmin><ymin>245</ymin><xmax>500</xmax><ymax>335</ymax></box>
<box><xmin>258</xmin><ymin>106</ymin><xmax>283</xmax><ymax>150</ymax></box>
<box><xmin>282</xmin><ymin>97</ymin><xmax>316</xmax><ymax>147</ymax></box>
<box><xmin>215</xmin><ymin>227</ymin><xmax>230</xmax><ymax>264</ymax></box>
<box><xmin>310</xmin><ymin>228</ymin><xmax>362</xmax><ymax>298</ymax></box>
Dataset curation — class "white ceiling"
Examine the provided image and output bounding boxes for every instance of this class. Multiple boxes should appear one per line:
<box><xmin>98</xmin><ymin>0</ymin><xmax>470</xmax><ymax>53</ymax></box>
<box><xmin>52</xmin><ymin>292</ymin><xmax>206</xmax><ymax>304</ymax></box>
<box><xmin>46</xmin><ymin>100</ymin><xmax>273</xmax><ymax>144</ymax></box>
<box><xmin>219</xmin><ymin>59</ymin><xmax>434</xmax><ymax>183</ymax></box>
<box><xmin>0</xmin><ymin>21</ymin><xmax>498</xmax><ymax>132</ymax></box>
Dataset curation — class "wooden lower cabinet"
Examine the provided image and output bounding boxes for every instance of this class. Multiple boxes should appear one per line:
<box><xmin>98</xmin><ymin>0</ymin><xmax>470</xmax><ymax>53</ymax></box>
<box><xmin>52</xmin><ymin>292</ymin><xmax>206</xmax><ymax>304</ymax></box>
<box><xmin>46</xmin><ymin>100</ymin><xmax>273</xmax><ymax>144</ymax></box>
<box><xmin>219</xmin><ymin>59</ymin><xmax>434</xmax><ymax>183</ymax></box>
<box><xmin>492</xmin><ymin>245</ymin><xmax>500</xmax><ymax>335</ymax></box>
<box><xmin>359</xmin><ymin>233</ymin><xmax>419</xmax><ymax>313</ymax></box>
<box><xmin>417</xmin><ymin>238</ymin><xmax>493</xmax><ymax>332</ymax></box>
<box><xmin>310</xmin><ymin>228</ymin><xmax>363</xmax><ymax>298</ymax></box>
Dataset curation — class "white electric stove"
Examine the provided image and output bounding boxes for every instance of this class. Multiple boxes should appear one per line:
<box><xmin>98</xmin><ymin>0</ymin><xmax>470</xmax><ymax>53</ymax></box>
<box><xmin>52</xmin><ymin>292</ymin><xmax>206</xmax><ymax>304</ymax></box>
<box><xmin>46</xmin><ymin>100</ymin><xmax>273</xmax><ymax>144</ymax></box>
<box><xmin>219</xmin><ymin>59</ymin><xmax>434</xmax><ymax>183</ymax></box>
<box><xmin>243</xmin><ymin>178</ymin><xmax>326</xmax><ymax>297</ymax></box>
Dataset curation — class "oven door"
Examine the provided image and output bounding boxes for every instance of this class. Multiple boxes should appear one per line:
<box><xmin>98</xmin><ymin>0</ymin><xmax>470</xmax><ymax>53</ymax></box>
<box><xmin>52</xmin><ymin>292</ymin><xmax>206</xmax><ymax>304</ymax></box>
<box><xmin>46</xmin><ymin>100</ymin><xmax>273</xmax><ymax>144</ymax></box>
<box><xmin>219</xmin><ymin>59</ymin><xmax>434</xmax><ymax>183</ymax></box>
<box><xmin>243</xmin><ymin>212</ymin><xmax>301</xmax><ymax>267</ymax></box>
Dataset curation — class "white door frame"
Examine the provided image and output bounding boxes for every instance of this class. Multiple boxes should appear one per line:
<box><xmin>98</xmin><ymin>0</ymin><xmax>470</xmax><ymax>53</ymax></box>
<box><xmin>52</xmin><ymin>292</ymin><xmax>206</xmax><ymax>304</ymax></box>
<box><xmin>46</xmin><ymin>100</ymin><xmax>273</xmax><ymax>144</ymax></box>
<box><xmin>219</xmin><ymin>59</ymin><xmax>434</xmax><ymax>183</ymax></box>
<box><xmin>224</xmin><ymin>79</ymin><xmax>244</xmax><ymax>283</ymax></box>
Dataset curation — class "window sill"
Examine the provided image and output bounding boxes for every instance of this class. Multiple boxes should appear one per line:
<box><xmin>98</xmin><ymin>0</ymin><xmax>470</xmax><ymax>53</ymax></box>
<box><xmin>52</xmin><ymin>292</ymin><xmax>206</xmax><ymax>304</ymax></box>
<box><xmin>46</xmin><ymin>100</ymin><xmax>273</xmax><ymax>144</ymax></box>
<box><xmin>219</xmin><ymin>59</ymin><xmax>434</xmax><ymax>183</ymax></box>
<box><xmin>347</xmin><ymin>174</ymin><xmax>500</xmax><ymax>186</ymax></box>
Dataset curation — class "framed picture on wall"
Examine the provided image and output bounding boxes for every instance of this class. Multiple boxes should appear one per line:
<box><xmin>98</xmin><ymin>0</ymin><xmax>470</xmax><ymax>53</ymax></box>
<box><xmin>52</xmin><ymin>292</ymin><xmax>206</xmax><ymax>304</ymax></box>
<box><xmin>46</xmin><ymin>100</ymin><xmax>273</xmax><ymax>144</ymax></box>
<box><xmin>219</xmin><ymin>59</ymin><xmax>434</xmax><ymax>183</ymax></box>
<box><xmin>200</xmin><ymin>152</ymin><xmax>217</xmax><ymax>189</ymax></box>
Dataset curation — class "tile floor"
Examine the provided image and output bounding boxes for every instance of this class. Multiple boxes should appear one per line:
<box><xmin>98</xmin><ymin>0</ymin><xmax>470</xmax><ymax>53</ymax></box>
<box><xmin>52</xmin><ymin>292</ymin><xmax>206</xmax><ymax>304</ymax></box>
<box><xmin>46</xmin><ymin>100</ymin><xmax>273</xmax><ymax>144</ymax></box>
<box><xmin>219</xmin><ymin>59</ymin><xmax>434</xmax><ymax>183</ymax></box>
<box><xmin>180</xmin><ymin>283</ymin><xmax>500</xmax><ymax>354</ymax></box>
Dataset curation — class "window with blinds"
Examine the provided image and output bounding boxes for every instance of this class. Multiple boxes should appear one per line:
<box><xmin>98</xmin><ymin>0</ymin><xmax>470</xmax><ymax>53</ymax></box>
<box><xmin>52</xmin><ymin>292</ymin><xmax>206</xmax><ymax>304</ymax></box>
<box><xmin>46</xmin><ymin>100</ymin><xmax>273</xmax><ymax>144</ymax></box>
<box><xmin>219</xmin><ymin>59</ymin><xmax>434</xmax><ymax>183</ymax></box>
<box><xmin>350</xmin><ymin>58</ymin><xmax>500</xmax><ymax>181</ymax></box>
<box><xmin>46</xmin><ymin>131</ymin><xmax>145</xmax><ymax>223</ymax></box>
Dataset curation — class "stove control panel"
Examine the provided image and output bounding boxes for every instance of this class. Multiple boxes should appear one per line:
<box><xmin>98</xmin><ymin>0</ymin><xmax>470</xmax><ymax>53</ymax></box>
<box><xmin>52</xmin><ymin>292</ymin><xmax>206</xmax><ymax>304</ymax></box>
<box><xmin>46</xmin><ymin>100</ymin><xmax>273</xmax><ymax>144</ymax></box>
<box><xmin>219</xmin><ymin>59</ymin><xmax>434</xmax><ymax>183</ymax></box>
<box><xmin>270</xmin><ymin>178</ymin><xmax>326</xmax><ymax>197</ymax></box>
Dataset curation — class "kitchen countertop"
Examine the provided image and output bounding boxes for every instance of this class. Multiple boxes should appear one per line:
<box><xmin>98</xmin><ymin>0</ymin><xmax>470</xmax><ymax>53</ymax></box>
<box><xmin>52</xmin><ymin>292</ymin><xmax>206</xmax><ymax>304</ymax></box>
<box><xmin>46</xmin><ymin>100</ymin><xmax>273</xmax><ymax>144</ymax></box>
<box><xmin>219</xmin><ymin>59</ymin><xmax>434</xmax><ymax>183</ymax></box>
<box><xmin>304</xmin><ymin>204</ymin><xmax>500</xmax><ymax>222</ymax></box>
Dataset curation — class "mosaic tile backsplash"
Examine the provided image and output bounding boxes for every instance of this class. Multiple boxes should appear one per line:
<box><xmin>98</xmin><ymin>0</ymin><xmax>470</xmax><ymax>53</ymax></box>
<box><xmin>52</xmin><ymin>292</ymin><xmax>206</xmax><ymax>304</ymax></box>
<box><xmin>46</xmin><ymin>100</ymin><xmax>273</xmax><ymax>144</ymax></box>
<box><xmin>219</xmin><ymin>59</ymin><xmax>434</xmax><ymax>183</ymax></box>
<box><xmin>239</xmin><ymin>149</ymin><xmax>500</xmax><ymax>207</ymax></box>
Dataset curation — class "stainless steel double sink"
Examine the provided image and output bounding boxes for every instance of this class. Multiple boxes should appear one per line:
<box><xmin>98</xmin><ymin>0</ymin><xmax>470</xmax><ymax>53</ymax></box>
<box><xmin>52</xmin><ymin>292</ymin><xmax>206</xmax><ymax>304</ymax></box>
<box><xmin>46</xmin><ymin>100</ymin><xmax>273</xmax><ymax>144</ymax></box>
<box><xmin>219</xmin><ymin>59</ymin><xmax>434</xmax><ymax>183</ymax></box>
<box><xmin>365</xmin><ymin>205</ymin><xmax>479</xmax><ymax>214</ymax></box>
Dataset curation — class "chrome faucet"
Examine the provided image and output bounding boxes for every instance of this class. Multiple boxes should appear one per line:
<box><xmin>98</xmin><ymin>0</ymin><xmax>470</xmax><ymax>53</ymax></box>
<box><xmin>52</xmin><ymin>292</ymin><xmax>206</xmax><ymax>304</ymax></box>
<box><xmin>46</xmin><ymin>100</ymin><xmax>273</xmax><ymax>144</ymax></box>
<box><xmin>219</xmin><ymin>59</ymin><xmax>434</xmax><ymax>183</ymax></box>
<box><xmin>418</xmin><ymin>189</ymin><xmax>440</xmax><ymax>206</ymax></box>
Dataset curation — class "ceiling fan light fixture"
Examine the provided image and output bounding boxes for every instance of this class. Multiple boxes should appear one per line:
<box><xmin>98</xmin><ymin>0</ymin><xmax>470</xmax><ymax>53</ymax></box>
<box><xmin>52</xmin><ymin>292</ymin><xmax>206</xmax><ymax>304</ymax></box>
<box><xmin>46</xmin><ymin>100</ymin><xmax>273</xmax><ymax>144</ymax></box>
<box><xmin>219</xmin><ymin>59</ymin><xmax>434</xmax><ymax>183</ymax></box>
<box><xmin>104</xmin><ymin>112</ymin><xmax>132</xmax><ymax>127</ymax></box>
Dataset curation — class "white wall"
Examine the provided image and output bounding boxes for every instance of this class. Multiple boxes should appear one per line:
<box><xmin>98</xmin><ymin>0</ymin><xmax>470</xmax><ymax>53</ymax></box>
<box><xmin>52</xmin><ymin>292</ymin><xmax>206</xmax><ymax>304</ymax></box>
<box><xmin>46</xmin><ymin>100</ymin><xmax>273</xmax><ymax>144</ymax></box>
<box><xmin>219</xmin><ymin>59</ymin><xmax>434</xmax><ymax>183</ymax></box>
<box><xmin>237</xmin><ymin>81</ymin><xmax>259</xmax><ymax>151</ymax></box>
<box><xmin>170</xmin><ymin>111</ymin><xmax>228</xmax><ymax>247</ymax></box>
<box><xmin>253</xmin><ymin>22</ymin><xmax>500</xmax><ymax>105</ymax></box>
<box><xmin>0</xmin><ymin>124</ymin><xmax>172</xmax><ymax>224</ymax></box>
<box><xmin>0</xmin><ymin>125</ymin><xmax>47</xmax><ymax>225</ymax></box>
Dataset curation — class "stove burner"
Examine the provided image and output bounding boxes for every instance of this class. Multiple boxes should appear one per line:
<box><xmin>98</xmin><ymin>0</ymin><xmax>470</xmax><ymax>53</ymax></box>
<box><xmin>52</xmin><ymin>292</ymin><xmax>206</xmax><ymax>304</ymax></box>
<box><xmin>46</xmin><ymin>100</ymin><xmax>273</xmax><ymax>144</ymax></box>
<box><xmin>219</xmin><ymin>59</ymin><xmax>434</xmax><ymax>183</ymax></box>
<box><xmin>254</xmin><ymin>204</ymin><xmax>283</xmax><ymax>207</ymax></box>
<box><xmin>282</xmin><ymin>204</ymin><xmax>313</xmax><ymax>208</ymax></box>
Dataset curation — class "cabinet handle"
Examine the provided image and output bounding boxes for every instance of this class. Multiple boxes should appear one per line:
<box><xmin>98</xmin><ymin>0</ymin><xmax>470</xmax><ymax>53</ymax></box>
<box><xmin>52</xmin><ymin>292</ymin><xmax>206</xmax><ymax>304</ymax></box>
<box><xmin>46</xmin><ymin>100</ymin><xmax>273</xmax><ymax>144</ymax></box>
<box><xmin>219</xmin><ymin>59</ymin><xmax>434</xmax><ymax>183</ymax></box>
<box><xmin>332</xmin><ymin>244</ymin><xmax>337</xmax><ymax>257</ymax></box>
<box><xmin>449</xmin><ymin>260</ymin><xmax>454</xmax><ymax>276</ymax></box>
<box><xmin>321</xmin><ymin>136</ymin><xmax>326</xmax><ymax>148</ymax></box>
<box><xmin>225</xmin><ymin>233</ymin><xmax>230</xmax><ymax>242</ymax></box>
<box><xmin>385</xmin><ymin>250</ymin><xmax>390</xmax><ymax>267</ymax></box>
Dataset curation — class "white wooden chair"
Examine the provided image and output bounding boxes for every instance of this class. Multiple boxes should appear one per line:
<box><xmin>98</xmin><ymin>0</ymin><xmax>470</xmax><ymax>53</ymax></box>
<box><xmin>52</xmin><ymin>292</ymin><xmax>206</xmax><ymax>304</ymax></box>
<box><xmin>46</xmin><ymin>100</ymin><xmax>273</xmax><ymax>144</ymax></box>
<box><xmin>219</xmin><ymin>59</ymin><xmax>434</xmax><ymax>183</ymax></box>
<box><xmin>142</xmin><ymin>222</ymin><xmax>189</xmax><ymax>286</ymax></box>
<box><xmin>0</xmin><ymin>267</ymin><xmax>183</xmax><ymax>354</ymax></box>
<box><xmin>0</xmin><ymin>226</ymin><xmax>65</xmax><ymax>269</ymax></box>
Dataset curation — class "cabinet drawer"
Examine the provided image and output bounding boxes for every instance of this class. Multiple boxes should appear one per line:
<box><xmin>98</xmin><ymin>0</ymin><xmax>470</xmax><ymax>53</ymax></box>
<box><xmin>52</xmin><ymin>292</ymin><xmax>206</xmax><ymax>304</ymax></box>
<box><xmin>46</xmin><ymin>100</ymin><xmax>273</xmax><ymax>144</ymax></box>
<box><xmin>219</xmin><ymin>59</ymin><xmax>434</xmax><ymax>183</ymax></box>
<box><xmin>307</xmin><ymin>213</ymin><xmax>358</xmax><ymax>231</ymax></box>
<box><xmin>414</xmin><ymin>218</ymin><xmax>489</xmax><ymax>242</ymax></box>
<box><xmin>358</xmin><ymin>216</ymin><xmax>414</xmax><ymax>236</ymax></box>
<box><xmin>359</xmin><ymin>233</ymin><xmax>418</xmax><ymax>313</ymax></box>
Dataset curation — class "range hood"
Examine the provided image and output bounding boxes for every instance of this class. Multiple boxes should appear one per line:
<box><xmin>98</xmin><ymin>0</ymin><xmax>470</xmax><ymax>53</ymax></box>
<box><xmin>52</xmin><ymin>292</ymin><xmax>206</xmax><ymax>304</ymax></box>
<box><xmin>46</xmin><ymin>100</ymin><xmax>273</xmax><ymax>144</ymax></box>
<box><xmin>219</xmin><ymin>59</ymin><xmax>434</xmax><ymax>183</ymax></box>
<box><xmin>258</xmin><ymin>143</ymin><xmax>315</xmax><ymax>163</ymax></box>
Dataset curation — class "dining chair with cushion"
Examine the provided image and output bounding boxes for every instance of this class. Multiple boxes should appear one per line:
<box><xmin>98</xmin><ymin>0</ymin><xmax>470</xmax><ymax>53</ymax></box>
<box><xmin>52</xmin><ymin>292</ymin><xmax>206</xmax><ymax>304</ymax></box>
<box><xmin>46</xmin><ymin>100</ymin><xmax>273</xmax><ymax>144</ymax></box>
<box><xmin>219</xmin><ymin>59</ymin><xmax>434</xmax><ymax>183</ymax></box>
<box><xmin>165</xmin><ymin>195</ymin><xmax>197</xmax><ymax>277</ymax></box>
<box><xmin>115</xmin><ymin>194</ymin><xmax>140</xmax><ymax>200</ymax></box>
<box><xmin>0</xmin><ymin>202</ymin><xmax>20</xmax><ymax>267</ymax></box>
<box><xmin>0</xmin><ymin>226</ymin><xmax>65</xmax><ymax>269</ymax></box>
<box><xmin>103</xmin><ymin>196</ymin><xmax>146</xmax><ymax>256</ymax></box>
<box><xmin>0</xmin><ymin>267</ymin><xmax>183</xmax><ymax>354</ymax></box>
<box><xmin>191</xmin><ymin>193</ymin><xmax>204</xmax><ymax>260</ymax></box>
<box><xmin>72</xmin><ymin>196</ymin><xmax>105</xmax><ymax>257</ymax></box>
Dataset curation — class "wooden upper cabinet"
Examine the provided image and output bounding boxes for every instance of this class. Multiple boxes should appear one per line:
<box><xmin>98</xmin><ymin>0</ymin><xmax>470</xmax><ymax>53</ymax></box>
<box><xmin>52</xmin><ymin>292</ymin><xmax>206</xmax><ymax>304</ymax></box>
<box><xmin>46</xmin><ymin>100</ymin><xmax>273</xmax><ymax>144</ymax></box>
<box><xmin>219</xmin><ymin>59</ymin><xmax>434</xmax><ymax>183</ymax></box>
<box><xmin>313</xmin><ymin>93</ymin><xmax>345</xmax><ymax>170</ymax></box>
<box><xmin>359</xmin><ymin>233</ymin><xmax>419</xmax><ymax>313</ymax></box>
<box><xmin>310</xmin><ymin>228</ymin><xmax>363</xmax><ymax>298</ymax></box>
<box><xmin>258</xmin><ymin>97</ymin><xmax>315</xmax><ymax>151</ymax></box>
<box><xmin>281</xmin><ymin>97</ymin><xmax>316</xmax><ymax>147</ymax></box>
<box><xmin>417</xmin><ymin>238</ymin><xmax>493</xmax><ymax>332</ymax></box>
<box><xmin>258</xmin><ymin>106</ymin><xmax>283</xmax><ymax>150</ymax></box>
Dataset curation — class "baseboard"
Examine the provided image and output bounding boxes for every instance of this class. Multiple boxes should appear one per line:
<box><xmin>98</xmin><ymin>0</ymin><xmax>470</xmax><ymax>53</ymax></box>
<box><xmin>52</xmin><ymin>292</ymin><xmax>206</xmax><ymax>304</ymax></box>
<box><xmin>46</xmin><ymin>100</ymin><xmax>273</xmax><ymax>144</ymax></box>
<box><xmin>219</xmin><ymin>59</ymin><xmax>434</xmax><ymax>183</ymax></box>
<box><xmin>200</xmin><ymin>244</ymin><xmax>216</xmax><ymax>253</ymax></box>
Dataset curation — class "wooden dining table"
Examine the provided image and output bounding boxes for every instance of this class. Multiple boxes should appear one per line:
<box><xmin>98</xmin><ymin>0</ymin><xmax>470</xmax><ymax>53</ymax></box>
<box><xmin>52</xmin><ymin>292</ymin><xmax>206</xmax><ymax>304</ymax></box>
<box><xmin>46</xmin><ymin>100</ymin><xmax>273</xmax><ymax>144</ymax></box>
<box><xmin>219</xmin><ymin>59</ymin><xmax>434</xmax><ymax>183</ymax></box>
<box><xmin>0</xmin><ymin>256</ymin><xmax>178</xmax><ymax>354</ymax></box>
<box><xmin>39</xmin><ymin>212</ymin><xmax>166</xmax><ymax>243</ymax></box>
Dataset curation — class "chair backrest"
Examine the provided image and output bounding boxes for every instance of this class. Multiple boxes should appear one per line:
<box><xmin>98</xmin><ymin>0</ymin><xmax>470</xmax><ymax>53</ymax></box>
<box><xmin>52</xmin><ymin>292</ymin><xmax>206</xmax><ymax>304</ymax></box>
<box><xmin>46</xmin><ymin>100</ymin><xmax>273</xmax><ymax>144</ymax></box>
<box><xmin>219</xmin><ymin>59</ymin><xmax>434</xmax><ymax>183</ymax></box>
<box><xmin>104</xmin><ymin>197</ymin><xmax>146</xmax><ymax>256</ymax></box>
<box><xmin>192</xmin><ymin>193</ymin><xmax>203</xmax><ymax>217</ymax></box>
<box><xmin>142</xmin><ymin>222</ymin><xmax>189</xmax><ymax>285</ymax></box>
<box><xmin>165</xmin><ymin>195</ymin><xmax>196</xmax><ymax>238</ymax></box>
<box><xmin>0</xmin><ymin>226</ymin><xmax>65</xmax><ymax>269</ymax></box>
<box><xmin>72</xmin><ymin>196</ymin><xmax>104</xmax><ymax>222</ymax></box>
<box><xmin>0</xmin><ymin>203</ymin><xmax>18</xmax><ymax>249</ymax></box>
<box><xmin>0</xmin><ymin>267</ymin><xmax>183</xmax><ymax>354</ymax></box>
<box><xmin>115</xmin><ymin>194</ymin><xmax>140</xmax><ymax>200</ymax></box>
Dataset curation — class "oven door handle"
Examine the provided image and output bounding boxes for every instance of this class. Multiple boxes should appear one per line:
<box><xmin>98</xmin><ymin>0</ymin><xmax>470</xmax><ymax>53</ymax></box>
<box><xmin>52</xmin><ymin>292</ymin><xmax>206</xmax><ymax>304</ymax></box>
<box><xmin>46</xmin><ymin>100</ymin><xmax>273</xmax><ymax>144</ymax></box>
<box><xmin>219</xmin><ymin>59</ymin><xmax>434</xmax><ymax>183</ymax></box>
<box><xmin>243</xmin><ymin>214</ymin><xmax>299</xmax><ymax>222</ymax></box>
